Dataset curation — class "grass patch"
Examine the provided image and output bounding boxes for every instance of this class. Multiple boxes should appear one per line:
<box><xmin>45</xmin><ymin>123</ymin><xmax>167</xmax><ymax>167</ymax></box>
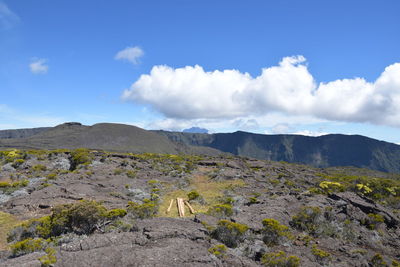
<box><xmin>158</xmin><ymin>174</ymin><xmax>245</xmax><ymax>217</ymax></box>
<box><xmin>0</xmin><ymin>211</ymin><xmax>19</xmax><ymax>250</ymax></box>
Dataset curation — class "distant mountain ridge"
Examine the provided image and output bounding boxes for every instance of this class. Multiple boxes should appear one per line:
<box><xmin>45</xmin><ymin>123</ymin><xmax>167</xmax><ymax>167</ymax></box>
<box><xmin>156</xmin><ymin>130</ymin><xmax>400</xmax><ymax>173</ymax></box>
<box><xmin>0</xmin><ymin>127</ymin><xmax>50</xmax><ymax>139</ymax></box>
<box><xmin>0</xmin><ymin>123</ymin><xmax>221</xmax><ymax>156</ymax></box>
<box><xmin>183</xmin><ymin>127</ymin><xmax>209</xmax><ymax>134</ymax></box>
<box><xmin>1</xmin><ymin>123</ymin><xmax>400</xmax><ymax>173</ymax></box>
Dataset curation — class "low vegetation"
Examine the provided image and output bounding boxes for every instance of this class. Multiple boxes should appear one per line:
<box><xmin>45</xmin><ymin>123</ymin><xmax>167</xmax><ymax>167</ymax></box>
<box><xmin>0</xmin><ymin>212</ymin><xmax>19</xmax><ymax>250</ymax></box>
<box><xmin>261</xmin><ymin>251</ymin><xmax>300</xmax><ymax>267</ymax></box>
<box><xmin>211</xmin><ymin>220</ymin><xmax>248</xmax><ymax>248</ymax></box>
<box><xmin>311</xmin><ymin>245</ymin><xmax>331</xmax><ymax>264</ymax></box>
<box><xmin>8</xmin><ymin>200</ymin><xmax>127</xmax><ymax>244</ymax></box>
<box><xmin>316</xmin><ymin>173</ymin><xmax>400</xmax><ymax>207</ymax></box>
<box><xmin>290</xmin><ymin>206</ymin><xmax>322</xmax><ymax>236</ymax></box>
<box><xmin>70</xmin><ymin>148</ymin><xmax>93</xmax><ymax>170</ymax></box>
<box><xmin>208</xmin><ymin>244</ymin><xmax>227</xmax><ymax>258</ymax></box>
<box><xmin>262</xmin><ymin>218</ymin><xmax>293</xmax><ymax>246</ymax></box>
<box><xmin>127</xmin><ymin>200</ymin><xmax>158</xmax><ymax>219</ymax></box>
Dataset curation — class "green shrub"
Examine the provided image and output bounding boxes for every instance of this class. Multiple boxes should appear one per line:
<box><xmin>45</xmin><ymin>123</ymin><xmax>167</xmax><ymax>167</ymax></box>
<box><xmin>0</xmin><ymin>181</ymin><xmax>11</xmax><ymax>188</ymax></box>
<box><xmin>39</xmin><ymin>183</ymin><xmax>51</xmax><ymax>189</ymax></box>
<box><xmin>222</xmin><ymin>197</ymin><xmax>234</xmax><ymax>204</ymax></box>
<box><xmin>208</xmin><ymin>244</ymin><xmax>227</xmax><ymax>258</ymax></box>
<box><xmin>297</xmin><ymin>234</ymin><xmax>313</xmax><ymax>246</ymax></box>
<box><xmin>106</xmin><ymin>209</ymin><xmax>127</xmax><ymax>219</ymax></box>
<box><xmin>211</xmin><ymin>220</ymin><xmax>248</xmax><ymax>248</ymax></box>
<box><xmin>70</xmin><ymin>148</ymin><xmax>92</xmax><ymax>169</ymax></box>
<box><xmin>284</xmin><ymin>180</ymin><xmax>295</xmax><ymax>187</ymax></box>
<box><xmin>207</xmin><ymin>204</ymin><xmax>233</xmax><ymax>218</ymax></box>
<box><xmin>147</xmin><ymin>180</ymin><xmax>159</xmax><ymax>187</ymax></box>
<box><xmin>269</xmin><ymin>179</ymin><xmax>280</xmax><ymax>185</ymax></box>
<box><xmin>369</xmin><ymin>253</ymin><xmax>388</xmax><ymax>267</ymax></box>
<box><xmin>10</xmin><ymin>237</ymin><xmax>46</xmax><ymax>257</ymax></box>
<box><xmin>188</xmin><ymin>190</ymin><xmax>200</xmax><ymax>201</ymax></box>
<box><xmin>126</xmin><ymin>170</ymin><xmax>137</xmax><ymax>178</ymax></box>
<box><xmin>248</xmin><ymin>197</ymin><xmax>259</xmax><ymax>204</ymax></box>
<box><xmin>0</xmin><ymin>179</ymin><xmax>29</xmax><ymax>192</ymax></box>
<box><xmin>19</xmin><ymin>179</ymin><xmax>29</xmax><ymax>187</ymax></box>
<box><xmin>392</xmin><ymin>260</ymin><xmax>400</xmax><ymax>267</ymax></box>
<box><xmin>363</xmin><ymin>213</ymin><xmax>385</xmax><ymax>230</ymax></box>
<box><xmin>262</xmin><ymin>218</ymin><xmax>293</xmax><ymax>246</ymax></box>
<box><xmin>104</xmin><ymin>219</ymin><xmax>133</xmax><ymax>233</ymax></box>
<box><xmin>356</xmin><ymin>183</ymin><xmax>373</xmax><ymax>194</ymax></box>
<box><xmin>261</xmin><ymin>251</ymin><xmax>300</xmax><ymax>267</ymax></box>
<box><xmin>0</xmin><ymin>150</ymin><xmax>25</xmax><ymax>163</ymax></box>
<box><xmin>319</xmin><ymin>181</ymin><xmax>343</xmax><ymax>193</ymax></box>
<box><xmin>38</xmin><ymin>247</ymin><xmax>57</xmax><ymax>267</ymax></box>
<box><xmin>317</xmin><ymin>173</ymin><xmax>400</xmax><ymax>202</ymax></box>
<box><xmin>127</xmin><ymin>201</ymin><xmax>158</xmax><ymax>219</ymax></box>
<box><xmin>311</xmin><ymin>245</ymin><xmax>331</xmax><ymax>264</ymax></box>
<box><xmin>12</xmin><ymin>159</ymin><xmax>25</xmax><ymax>168</ymax></box>
<box><xmin>32</xmin><ymin>164</ymin><xmax>47</xmax><ymax>172</ymax></box>
<box><xmin>8</xmin><ymin>200</ymin><xmax>111</xmax><ymax>242</ymax></box>
<box><xmin>49</xmin><ymin>200</ymin><xmax>108</xmax><ymax>235</ymax></box>
<box><xmin>113</xmin><ymin>168</ymin><xmax>123</xmax><ymax>175</ymax></box>
<box><xmin>290</xmin><ymin>206</ymin><xmax>322</xmax><ymax>235</ymax></box>
<box><xmin>46</xmin><ymin>173</ymin><xmax>57</xmax><ymax>180</ymax></box>
<box><xmin>150</xmin><ymin>193</ymin><xmax>159</xmax><ymax>201</ymax></box>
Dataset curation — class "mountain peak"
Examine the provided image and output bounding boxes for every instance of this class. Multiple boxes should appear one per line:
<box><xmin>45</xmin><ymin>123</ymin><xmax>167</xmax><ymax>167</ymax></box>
<box><xmin>182</xmin><ymin>127</ymin><xmax>209</xmax><ymax>134</ymax></box>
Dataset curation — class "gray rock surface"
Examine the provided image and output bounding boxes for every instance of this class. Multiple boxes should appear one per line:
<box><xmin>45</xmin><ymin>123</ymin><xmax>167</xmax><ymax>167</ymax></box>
<box><xmin>0</xmin><ymin>150</ymin><xmax>399</xmax><ymax>266</ymax></box>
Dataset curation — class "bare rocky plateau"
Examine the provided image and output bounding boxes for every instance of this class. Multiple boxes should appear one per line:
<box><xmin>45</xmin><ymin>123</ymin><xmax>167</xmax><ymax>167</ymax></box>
<box><xmin>0</xmin><ymin>149</ymin><xmax>399</xmax><ymax>267</ymax></box>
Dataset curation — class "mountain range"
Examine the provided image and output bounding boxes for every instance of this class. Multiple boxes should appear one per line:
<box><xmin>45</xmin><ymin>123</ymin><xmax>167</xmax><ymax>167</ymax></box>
<box><xmin>1</xmin><ymin>122</ymin><xmax>400</xmax><ymax>173</ymax></box>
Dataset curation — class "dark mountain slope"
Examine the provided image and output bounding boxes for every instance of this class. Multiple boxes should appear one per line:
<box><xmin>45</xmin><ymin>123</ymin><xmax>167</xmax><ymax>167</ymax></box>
<box><xmin>0</xmin><ymin>127</ymin><xmax>50</xmax><ymax>139</ymax></box>
<box><xmin>0</xmin><ymin>123</ymin><xmax>221</xmax><ymax>155</ymax></box>
<box><xmin>156</xmin><ymin>130</ymin><xmax>400</xmax><ymax>173</ymax></box>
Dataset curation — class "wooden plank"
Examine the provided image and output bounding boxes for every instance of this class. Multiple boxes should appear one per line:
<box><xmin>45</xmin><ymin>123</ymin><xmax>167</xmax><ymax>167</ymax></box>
<box><xmin>166</xmin><ymin>199</ymin><xmax>174</xmax><ymax>214</ymax></box>
<box><xmin>184</xmin><ymin>200</ymin><xmax>195</xmax><ymax>214</ymax></box>
<box><xmin>177</xmin><ymin>198</ymin><xmax>184</xmax><ymax>217</ymax></box>
<box><xmin>179</xmin><ymin>198</ymin><xmax>185</xmax><ymax>217</ymax></box>
<box><xmin>176</xmin><ymin>198</ymin><xmax>181</xmax><ymax>217</ymax></box>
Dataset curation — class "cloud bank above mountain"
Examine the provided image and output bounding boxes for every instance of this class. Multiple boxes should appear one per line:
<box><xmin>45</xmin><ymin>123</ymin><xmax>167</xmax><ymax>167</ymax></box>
<box><xmin>122</xmin><ymin>56</ymin><xmax>400</xmax><ymax>127</ymax></box>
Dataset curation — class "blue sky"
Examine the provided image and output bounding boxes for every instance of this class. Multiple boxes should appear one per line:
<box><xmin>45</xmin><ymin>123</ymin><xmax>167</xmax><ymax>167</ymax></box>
<box><xmin>1</xmin><ymin>0</ymin><xmax>400</xmax><ymax>143</ymax></box>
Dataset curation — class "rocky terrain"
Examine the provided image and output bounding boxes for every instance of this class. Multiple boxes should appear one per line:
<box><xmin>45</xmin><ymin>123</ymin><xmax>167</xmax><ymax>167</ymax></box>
<box><xmin>0</xmin><ymin>149</ymin><xmax>399</xmax><ymax>266</ymax></box>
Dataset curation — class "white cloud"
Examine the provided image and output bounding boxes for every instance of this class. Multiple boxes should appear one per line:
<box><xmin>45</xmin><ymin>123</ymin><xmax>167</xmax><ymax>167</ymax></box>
<box><xmin>271</xmin><ymin>123</ymin><xmax>290</xmax><ymax>134</ymax></box>
<box><xmin>292</xmin><ymin>130</ymin><xmax>328</xmax><ymax>137</ymax></box>
<box><xmin>138</xmin><ymin>113</ymin><xmax>323</xmax><ymax>135</ymax></box>
<box><xmin>115</xmin><ymin>46</ymin><xmax>144</xmax><ymax>65</ymax></box>
<box><xmin>29</xmin><ymin>58</ymin><xmax>48</xmax><ymax>74</ymax></box>
<box><xmin>122</xmin><ymin>56</ymin><xmax>400</xmax><ymax>128</ymax></box>
<box><xmin>0</xmin><ymin>1</ymin><xmax>19</xmax><ymax>30</ymax></box>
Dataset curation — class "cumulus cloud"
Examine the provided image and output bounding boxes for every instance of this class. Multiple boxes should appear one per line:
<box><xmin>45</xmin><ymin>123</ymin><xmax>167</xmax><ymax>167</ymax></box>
<box><xmin>122</xmin><ymin>56</ymin><xmax>400</xmax><ymax>127</ymax></box>
<box><xmin>29</xmin><ymin>58</ymin><xmax>48</xmax><ymax>74</ymax></box>
<box><xmin>0</xmin><ymin>1</ymin><xmax>19</xmax><ymax>30</ymax></box>
<box><xmin>115</xmin><ymin>46</ymin><xmax>144</xmax><ymax>65</ymax></box>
